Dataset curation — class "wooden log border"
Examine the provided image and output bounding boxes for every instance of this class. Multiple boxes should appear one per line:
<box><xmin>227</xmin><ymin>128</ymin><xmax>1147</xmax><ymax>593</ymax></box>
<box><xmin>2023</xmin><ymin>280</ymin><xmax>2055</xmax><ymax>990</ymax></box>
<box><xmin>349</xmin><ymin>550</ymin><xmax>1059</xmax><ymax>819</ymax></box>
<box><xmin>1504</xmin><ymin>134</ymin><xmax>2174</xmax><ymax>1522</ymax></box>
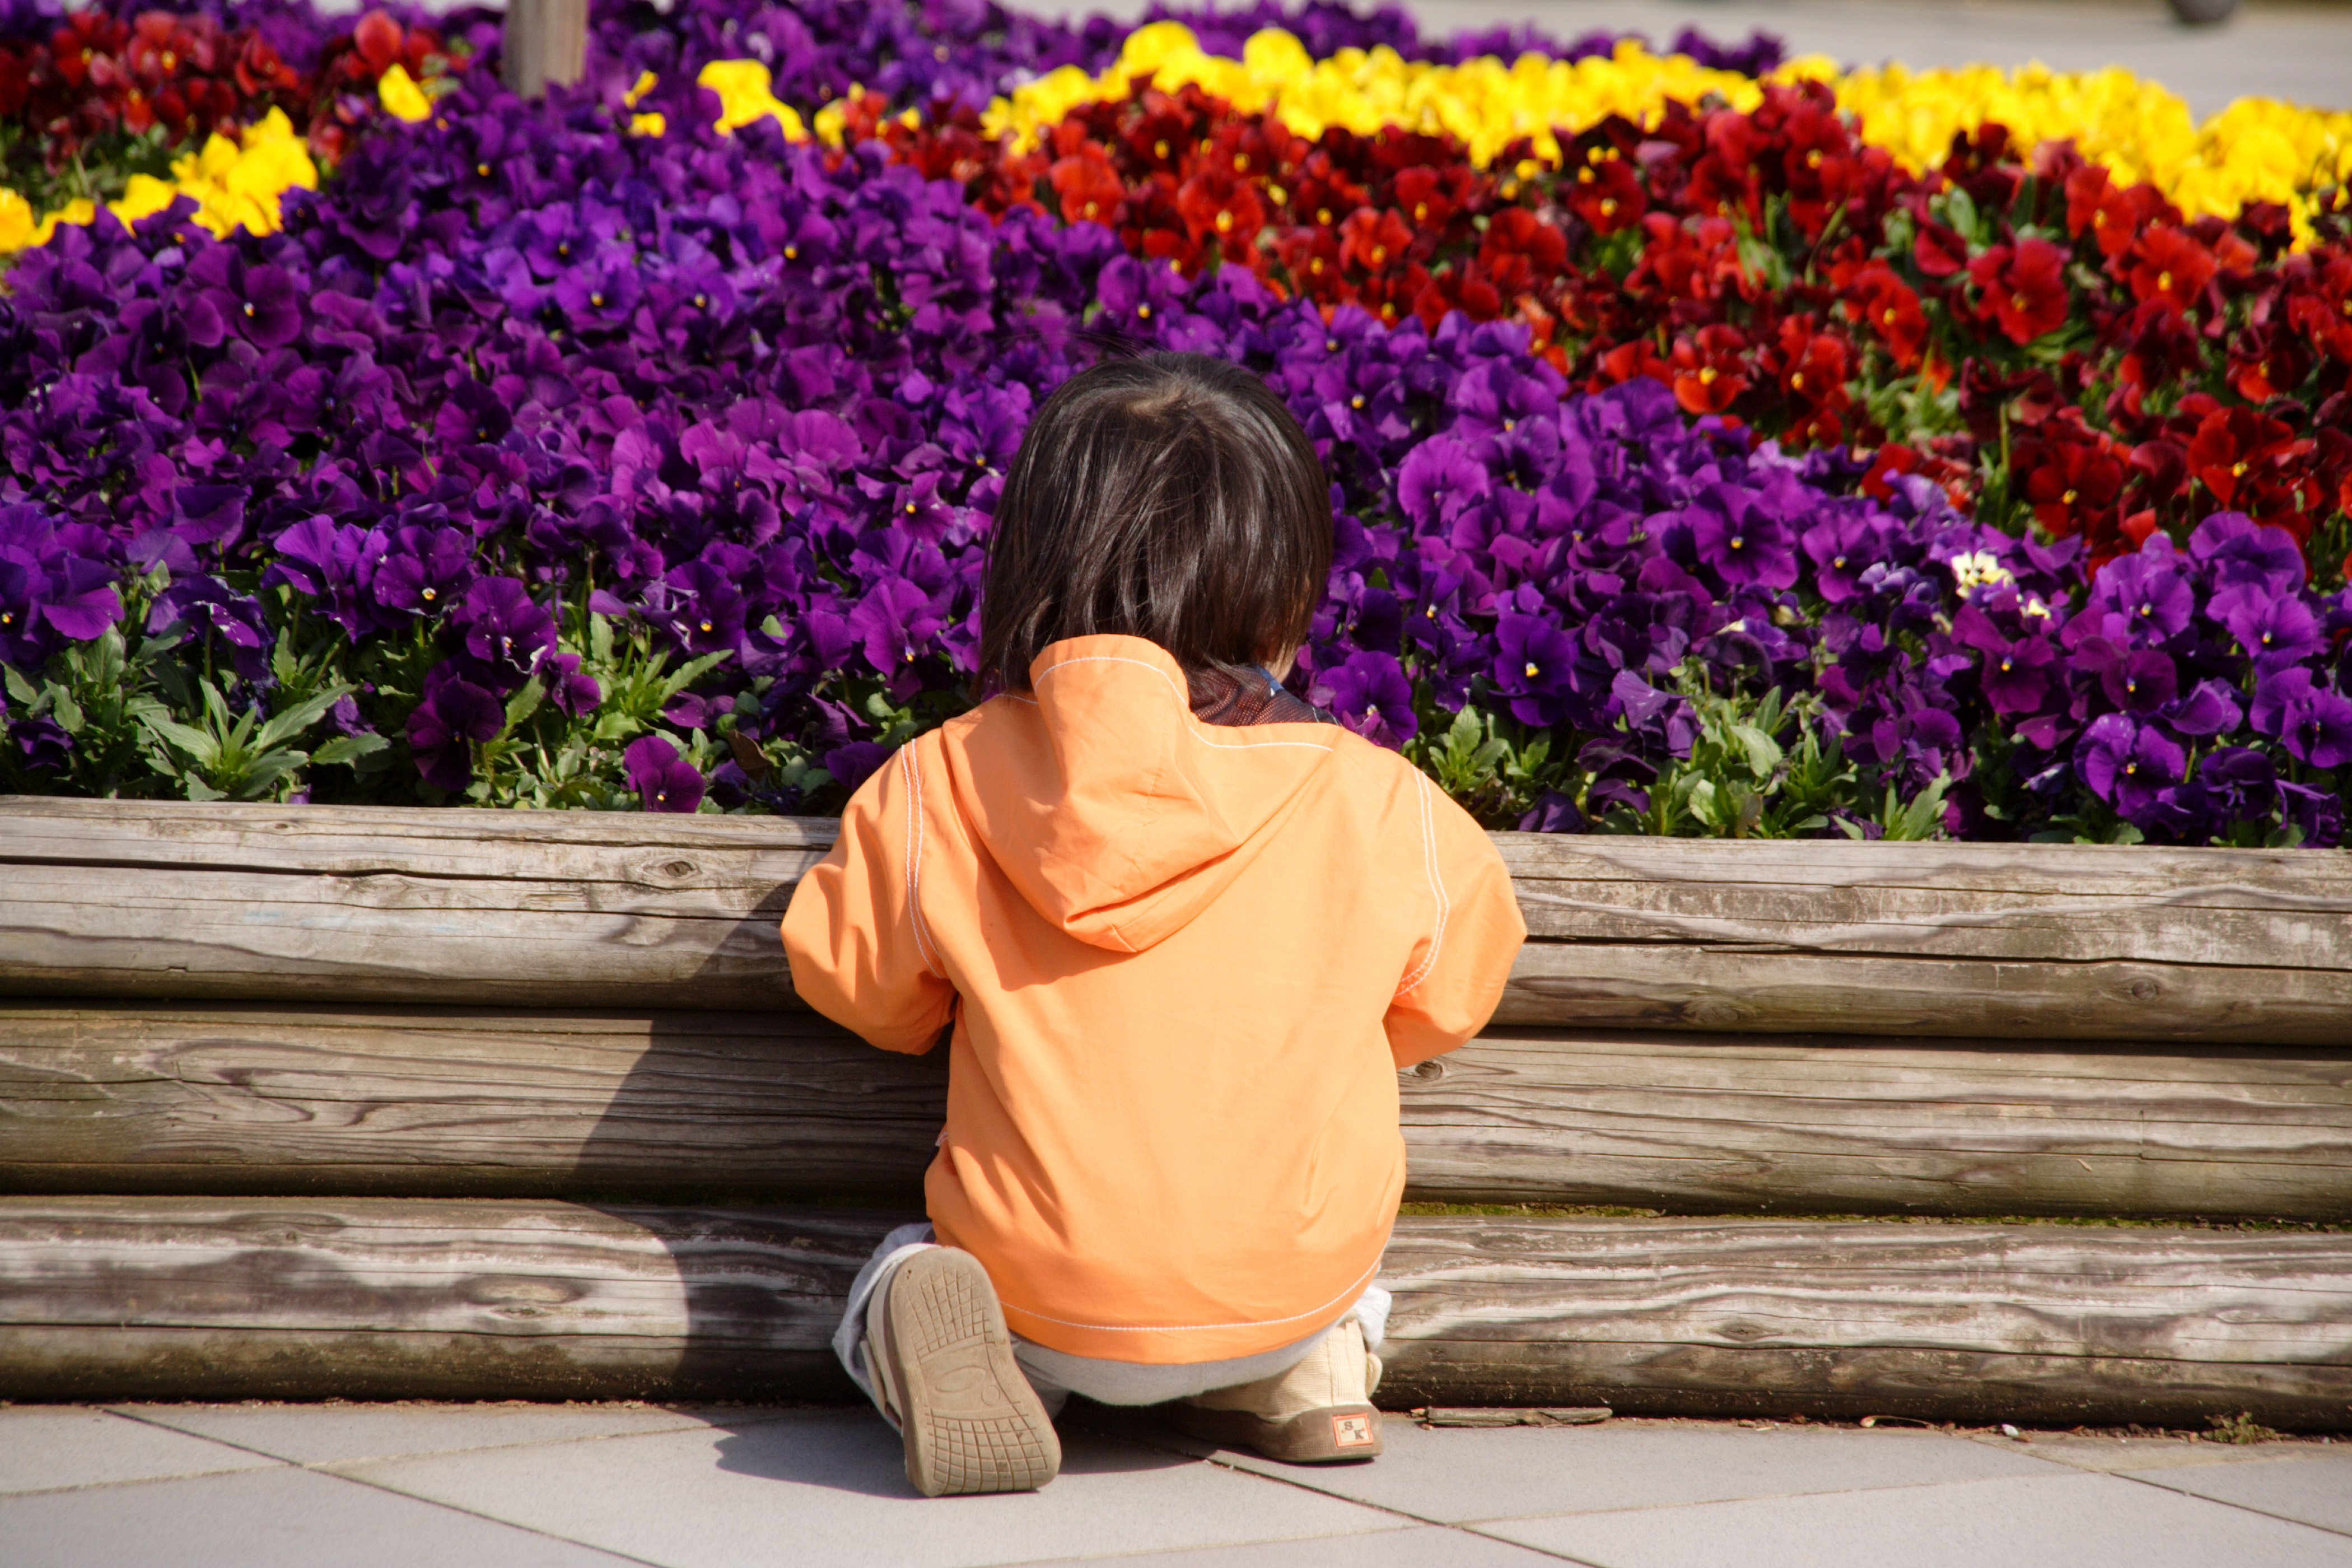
<box><xmin>4</xmin><ymin>1199</ymin><xmax>2348</xmax><ymax>1429</ymax></box>
<box><xmin>5</xmin><ymin>1005</ymin><xmax>2350</xmax><ymax>1221</ymax></box>
<box><xmin>6</xmin><ymin>799</ymin><xmax>2349</xmax><ymax>1042</ymax></box>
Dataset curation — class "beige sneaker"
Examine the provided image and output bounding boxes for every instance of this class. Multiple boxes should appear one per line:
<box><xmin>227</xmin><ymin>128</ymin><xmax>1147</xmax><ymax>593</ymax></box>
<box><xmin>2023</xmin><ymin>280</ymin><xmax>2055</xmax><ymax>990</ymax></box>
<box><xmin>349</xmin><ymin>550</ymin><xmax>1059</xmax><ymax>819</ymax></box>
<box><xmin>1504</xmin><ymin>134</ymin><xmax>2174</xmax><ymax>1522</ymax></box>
<box><xmin>1171</xmin><ymin>1317</ymin><xmax>1383</xmax><ymax>1463</ymax></box>
<box><xmin>867</xmin><ymin>1248</ymin><xmax>1061</xmax><ymax>1496</ymax></box>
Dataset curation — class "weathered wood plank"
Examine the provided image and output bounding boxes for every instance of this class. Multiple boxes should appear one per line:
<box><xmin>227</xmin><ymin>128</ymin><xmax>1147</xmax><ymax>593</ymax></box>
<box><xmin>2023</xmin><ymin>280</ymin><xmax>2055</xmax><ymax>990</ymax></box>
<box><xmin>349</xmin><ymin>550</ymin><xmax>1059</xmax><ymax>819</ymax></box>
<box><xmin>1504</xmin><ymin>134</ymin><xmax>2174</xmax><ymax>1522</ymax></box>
<box><xmin>3</xmin><ymin>1200</ymin><xmax>2346</xmax><ymax>1427</ymax></box>
<box><xmin>1401</xmin><ymin>1032</ymin><xmax>2352</xmax><ymax>1219</ymax></box>
<box><xmin>502</xmin><ymin>0</ymin><xmax>588</xmax><ymax>99</ymax></box>
<box><xmin>0</xmin><ymin>1005</ymin><xmax>946</xmax><ymax>1201</ymax></box>
<box><xmin>6</xmin><ymin>1006</ymin><xmax>2349</xmax><ymax>1219</ymax></box>
<box><xmin>1492</xmin><ymin>946</ymin><xmax>2352</xmax><ymax>1044</ymax></box>
<box><xmin>1377</xmin><ymin>1218</ymin><xmax>2352</xmax><ymax>1428</ymax></box>
<box><xmin>4</xmin><ymin>799</ymin><xmax>2348</xmax><ymax>1038</ymax></box>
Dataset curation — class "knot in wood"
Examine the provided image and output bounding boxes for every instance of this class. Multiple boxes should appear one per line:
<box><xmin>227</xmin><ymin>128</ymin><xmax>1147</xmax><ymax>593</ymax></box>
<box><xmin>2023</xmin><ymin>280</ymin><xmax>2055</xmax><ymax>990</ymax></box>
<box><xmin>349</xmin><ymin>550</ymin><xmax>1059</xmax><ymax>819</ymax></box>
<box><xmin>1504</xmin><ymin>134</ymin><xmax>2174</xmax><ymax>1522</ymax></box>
<box><xmin>661</xmin><ymin>860</ymin><xmax>698</xmax><ymax>879</ymax></box>
<box><xmin>2127</xmin><ymin>978</ymin><xmax>2161</xmax><ymax>1002</ymax></box>
<box><xmin>1412</xmin><ymin>1060</ymin><xmax>1446</xmax><ymax>1083</ymax></box>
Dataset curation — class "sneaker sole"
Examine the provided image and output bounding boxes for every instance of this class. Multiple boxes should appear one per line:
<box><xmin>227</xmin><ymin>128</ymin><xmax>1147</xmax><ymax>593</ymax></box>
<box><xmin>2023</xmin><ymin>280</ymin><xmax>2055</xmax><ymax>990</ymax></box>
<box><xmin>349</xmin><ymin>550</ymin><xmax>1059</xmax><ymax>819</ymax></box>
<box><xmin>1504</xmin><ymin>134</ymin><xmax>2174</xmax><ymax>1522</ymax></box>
<box><xmin>1170</xmin><ymin>1402</ymin><xmax>1383</xmax><ymax>1463</ymax></box>
<box><xmin>879</xmin><ymin>1248</ymin><xmax>1061</xmax><ymax>1496</ymax></box>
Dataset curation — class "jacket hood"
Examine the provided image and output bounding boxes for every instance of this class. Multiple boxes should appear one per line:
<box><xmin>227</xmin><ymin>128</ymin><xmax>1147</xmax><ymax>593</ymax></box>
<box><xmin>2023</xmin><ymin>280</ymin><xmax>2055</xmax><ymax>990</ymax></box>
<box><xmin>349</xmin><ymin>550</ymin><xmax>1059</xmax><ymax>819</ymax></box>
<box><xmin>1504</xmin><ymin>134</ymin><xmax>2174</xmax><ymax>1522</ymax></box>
<box><xmin>950</xmin><ymin>635</ymin><xmax>1340</xmax><ymax>953</ymax></box>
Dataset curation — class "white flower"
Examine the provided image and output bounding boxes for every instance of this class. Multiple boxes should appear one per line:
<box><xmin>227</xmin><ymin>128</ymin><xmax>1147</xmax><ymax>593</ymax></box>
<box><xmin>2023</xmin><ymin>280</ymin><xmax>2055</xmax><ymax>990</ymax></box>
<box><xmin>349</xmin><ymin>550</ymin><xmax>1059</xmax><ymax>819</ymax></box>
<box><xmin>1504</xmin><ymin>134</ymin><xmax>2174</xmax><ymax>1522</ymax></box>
<box><xmin>1948</xmin><ymin>550</ymin><xmax>2015</xmax><ymax>596</ymax></box>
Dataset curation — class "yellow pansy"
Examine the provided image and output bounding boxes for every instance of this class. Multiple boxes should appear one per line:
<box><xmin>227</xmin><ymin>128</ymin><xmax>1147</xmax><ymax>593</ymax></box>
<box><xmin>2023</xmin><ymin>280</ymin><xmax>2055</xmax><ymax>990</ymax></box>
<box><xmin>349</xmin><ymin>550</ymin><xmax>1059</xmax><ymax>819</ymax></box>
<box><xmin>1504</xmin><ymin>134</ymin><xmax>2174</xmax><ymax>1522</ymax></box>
<box><xmin>107</xmin><ymin>173</ymin><xmax>180</xmax><ymax>228</ymax></box>
<box><xmin>695</xmin><ymin>59</ymin><xmax>809</xmax><ymax>139</ymax></box>
<box><xmin>170</xmin><ymin>108</ymin><xmax>320</xmax><ymax>239</ymax></box>
<box><xmin>958</xmin><ymin>22</ymin><xmax>2349</xmax><ymax>244</ymax></box>
<box><xmin>378</xmin><ymin>62</ymin><xmax>432</xmax><ymax>123</ymax></box>
<box><xmin>1818</xmin><ymin>60</ymin><xmax>2351</xmax><ymax>239</ymax></box>
<box><xmin>976</xmin><ymin>25</ymin><xmax>1761</xmax><ymax>166</ymax></box>
<box><xmin>0</xmin><ymin>187</ymin><xmax>34</xmax><ymax>253</ymax></box>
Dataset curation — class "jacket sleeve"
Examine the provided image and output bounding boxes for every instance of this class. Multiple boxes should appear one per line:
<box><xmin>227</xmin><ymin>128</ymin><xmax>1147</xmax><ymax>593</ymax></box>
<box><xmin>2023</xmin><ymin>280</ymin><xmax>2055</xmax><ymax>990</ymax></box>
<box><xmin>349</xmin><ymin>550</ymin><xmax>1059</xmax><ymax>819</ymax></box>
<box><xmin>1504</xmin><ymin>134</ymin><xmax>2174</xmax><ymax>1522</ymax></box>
<box><xmin>1382</xmin><ymin>774</ymin><xmax>1527</xmax><ymax>1070</ymax></box>
<box><xmin>780</xmin><ymin>741</ymin><xmax>958</xmax><ymax>1054</ymax></box>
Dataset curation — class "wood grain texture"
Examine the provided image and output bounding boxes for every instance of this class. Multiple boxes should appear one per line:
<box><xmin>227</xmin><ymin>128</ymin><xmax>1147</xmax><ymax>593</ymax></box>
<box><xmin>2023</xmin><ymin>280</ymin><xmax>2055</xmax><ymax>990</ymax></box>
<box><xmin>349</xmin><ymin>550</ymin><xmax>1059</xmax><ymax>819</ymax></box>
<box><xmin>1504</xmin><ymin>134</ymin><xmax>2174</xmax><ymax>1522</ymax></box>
<box><xmin>0</xmin><ymin>800</ymin><xmax>830</xmax><ymax>1011</ymax></box>
<box><xmin>502</xmin><ymin>0</ymin><xmax>587</xmax><ymax>97</ymax></box>
<box><xmin>6</xmin><ymin>1006</ymin><xmax>2349</xmax><ymax>1219</ymax></box>
<box><xmin>4</xmin><ymin>799</ymin><xmax>2348</xmax><ymax>1038</ymax></box>
<box><xmin>1401</xmin><ymin>1030</ymin><xmax>2352</xmax><ymax>1220</ymax></box>
<box><xmin>0</xmin><ymin>1004</ymin><xmax>946</xmax><ymax>1201</ymax></box>
<box><xmin>1377</xmin><ymin>1217</ymin><xmax>2352</xmax><ymax>1428</ymax></box>
<box><xmin>4</xmin><ymin>1200</ymin><xmax>2346</xmax><ymax>1426</ymax></box>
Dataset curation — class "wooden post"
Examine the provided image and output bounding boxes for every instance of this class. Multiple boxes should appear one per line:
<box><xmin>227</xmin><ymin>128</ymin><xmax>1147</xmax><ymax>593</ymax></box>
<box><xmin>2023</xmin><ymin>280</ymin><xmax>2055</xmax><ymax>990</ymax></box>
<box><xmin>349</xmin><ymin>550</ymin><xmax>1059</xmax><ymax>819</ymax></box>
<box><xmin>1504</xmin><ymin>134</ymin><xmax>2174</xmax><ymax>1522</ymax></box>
<box><xmin>503</xmin><ymin>0</ymin><xmax>589</xmax><ymax>100</ymax></box>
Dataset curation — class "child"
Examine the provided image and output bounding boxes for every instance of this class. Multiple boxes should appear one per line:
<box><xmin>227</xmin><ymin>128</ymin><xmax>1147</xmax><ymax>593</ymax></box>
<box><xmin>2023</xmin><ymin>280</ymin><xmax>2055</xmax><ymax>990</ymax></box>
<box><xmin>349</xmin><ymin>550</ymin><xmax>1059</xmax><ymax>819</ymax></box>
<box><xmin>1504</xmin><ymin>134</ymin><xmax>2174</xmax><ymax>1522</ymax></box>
<box><xmin>781</xmin><ymin>351</ymin><xmax>1524</xmax><ymax>1497</ymax></box>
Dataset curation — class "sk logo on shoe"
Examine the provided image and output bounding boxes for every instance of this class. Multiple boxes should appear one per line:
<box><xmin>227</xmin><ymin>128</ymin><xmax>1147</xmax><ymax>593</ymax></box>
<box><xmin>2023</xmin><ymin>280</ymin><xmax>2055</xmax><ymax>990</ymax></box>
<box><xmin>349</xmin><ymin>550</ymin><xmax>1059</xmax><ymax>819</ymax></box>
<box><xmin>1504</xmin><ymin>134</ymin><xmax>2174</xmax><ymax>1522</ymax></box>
<box><xmin>1331</xmin><ymin>1413</ymin><xmax>1375</xmax><ymax>1449</ymax></box>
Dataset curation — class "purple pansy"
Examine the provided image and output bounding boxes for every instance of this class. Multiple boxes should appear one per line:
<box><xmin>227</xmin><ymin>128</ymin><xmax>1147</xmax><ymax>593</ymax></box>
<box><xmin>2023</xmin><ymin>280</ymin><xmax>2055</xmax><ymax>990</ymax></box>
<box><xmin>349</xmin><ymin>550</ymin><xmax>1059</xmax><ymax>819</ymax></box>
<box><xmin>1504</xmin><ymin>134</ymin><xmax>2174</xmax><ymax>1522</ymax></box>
<box><xmin>625</xmin><ymin>733</ymin><xmax>706</xmax><ymax>813</ymax></box>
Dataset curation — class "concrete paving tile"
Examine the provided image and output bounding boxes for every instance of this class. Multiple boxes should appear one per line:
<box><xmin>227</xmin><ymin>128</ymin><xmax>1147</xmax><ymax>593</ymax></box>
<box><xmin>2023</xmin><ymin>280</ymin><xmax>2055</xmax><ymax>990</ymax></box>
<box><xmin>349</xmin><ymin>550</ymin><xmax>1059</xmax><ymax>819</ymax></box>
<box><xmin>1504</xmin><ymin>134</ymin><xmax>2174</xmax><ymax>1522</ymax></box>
<box><xmin>0</xmin><ymin>1463</ymin><xmax>642</xmax><ymax>1568</ymax></box>
<box><xmin>1994</xmin><ymin>1431</ymin><xmax>2346</xmax><ymax>1473</ymax></box>
<box><xmin>342</xmin><ymin>1408</ymin><xmax>1414</xmax><ymax>1568</ymax></box>
<box><xmin>1481</xmin><ymin>1471</ymin><xmax>2352</xmax><ymax>1568</ymax></box>
<box><xmin>1112</xmin><ymin>1412</ymin><xmax>2062</xmax><ymax>1524</ymax></box>
<box><xmin>114</xmin><ymin>1399</ymin><xmax>788</xmax><ymax>1466</ymax></box>
<box><xmin>2122</xmin><ymin>1452</ymin><xmax>2352</xmax><ymax>1536</ymax></box>
<box><xmin>1001</xmin><ymin>1524</ymin><xmax>1567</xmax><ymax>1567</ymax></box>
<box><xmin>0</xmin><ymin>1406</ymin><xmax>281</xmax><ymax>1496</ymax></box>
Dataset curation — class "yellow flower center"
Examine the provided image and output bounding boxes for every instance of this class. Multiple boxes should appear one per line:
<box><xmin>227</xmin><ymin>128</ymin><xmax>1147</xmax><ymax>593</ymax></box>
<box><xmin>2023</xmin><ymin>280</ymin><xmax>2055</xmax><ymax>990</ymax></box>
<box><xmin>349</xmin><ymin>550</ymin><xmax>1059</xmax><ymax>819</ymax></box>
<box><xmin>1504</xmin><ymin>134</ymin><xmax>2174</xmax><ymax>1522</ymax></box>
<box><xmin>1413</xmin><ymin>202</ymin><xmax>1427</xmax><ymax>220</ymax></box>
<box><xmin>1310</xmin><ymin>258</ymin><xmax>1325</xmax><ymax>274</ymax></box>
<box><xmin>1807</xmin><ymin>149</ymin><xmax>1823</xmax><ymax>169</ymax></box>
<box><xmin>1698</xmin><ymin>367</ymin><xmax>1718</xmax><ymax>384</ymax></box>
<box><xmin>1789</xmin><ymin>372</ymin><xmax>1803</xmax><ymax>389</ymax></box>
<box><xmin>2232</xmin><ymin>461</ymin><xmax>2248</xmax><ymax>476</ymax></box>
<box><xmin>1233</xmin><ymin>152</ymin><xmax>1248</xmax><ymax>172</ymax></box>
<box><xmin>422</xmin><ymin>587</ymin><xmax>436</xmax><ymax>602</ymax></box>
<box><xmin>1154</xmin><ymin>139</ymin><xmax>1169</xmax><ymax>159</ymax></box>
<box><xmin>1882</xmin><ymin>308</ymin><xmax>1897</xmax><ymax>325</ymax></box>
<box><xmin>699</xmin><ymin>619</ymin><xmax>713</xmax><ymax>633</ymax></box>
<box><xmin>2062</xmin><ymin>489</ymin><xmax>2078</xmax><ymax>504</ymax></box>
<box><xmin>1137</xmin><ymin>303</ymin><xmax>1151</xmax><ymax>318</ymax></box>
<box><xmin>1317</xmin><ymin>207</ymin><xmax>1332</xmax><ymax>225</ymax></box>
<box><xmin>785</xmin><ymin>245</ymin><xmax>798</xmax><ymax>259</ymax></box>
<box><xmin>1523</xmin><ymin>661</ymin><xmax>1539</xmax><ymax>678</ymax></box>
<box><xmin>1082</xmin><ymin>200</ymin><xmax>1098</xmax><ymax>217</ymax></box>
<box><xmin>2010</xmin><ymin>292</ymin><xmax>2029</xmax><ymax>312</ymax></box>
<box><xmin>2157</xmin><ymin>270</ymin><xmax>2172</xmax><ymax>292</ymax></box>
<box><xmin>477</xmin><ymin>163</ymin><xmax>490</xmax><ymax>178</ymax></box>
<box><xmin>1370</xmin><ymin>244</ymin><xmax>1387</xmax><ymax>264</ymax></box>
<box><xmin>1351</xmin><ymin>394</ymin><xmax>1364</xmax><ymax>409</ymax></box>
<box><xmin>1215</xmin><ymin>209</ymin><xmax>1233</xmax><ymax>232</ymax></box>
<box><xmin>1599</xmin><ymin>198</ymin><xmax>1617</xmax><ymax>216</ymax></box>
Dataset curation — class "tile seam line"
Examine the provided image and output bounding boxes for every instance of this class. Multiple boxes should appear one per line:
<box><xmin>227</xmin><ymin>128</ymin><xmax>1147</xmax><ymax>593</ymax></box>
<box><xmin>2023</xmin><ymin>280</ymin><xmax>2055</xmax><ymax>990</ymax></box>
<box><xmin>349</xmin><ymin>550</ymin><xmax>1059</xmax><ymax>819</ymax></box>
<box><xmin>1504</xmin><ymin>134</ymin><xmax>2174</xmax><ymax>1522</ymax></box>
<box><xmin>2109</xmin><ymin>1467</ymin><xmax>2352</xmax><ymax>1542</ymax></box>
<box><xmin>100</xmin><ymin>1407</ymin><xmax>673</xmax><ymax>1568</ymax></box>
<box><xmin>1075</xmin><ymin>1419</ymin><xmax>1604</xmax><ymax>1565</ymax></box>
<box><xmin>1439</xmin><ymin>1462</ymin><xmax>2113</xmax><ymax>1526</ymax></box>
<box><xmin>102</xmin><ymin>1404</ymin><xmax>806</xmax><ymax>1469</ymax></box>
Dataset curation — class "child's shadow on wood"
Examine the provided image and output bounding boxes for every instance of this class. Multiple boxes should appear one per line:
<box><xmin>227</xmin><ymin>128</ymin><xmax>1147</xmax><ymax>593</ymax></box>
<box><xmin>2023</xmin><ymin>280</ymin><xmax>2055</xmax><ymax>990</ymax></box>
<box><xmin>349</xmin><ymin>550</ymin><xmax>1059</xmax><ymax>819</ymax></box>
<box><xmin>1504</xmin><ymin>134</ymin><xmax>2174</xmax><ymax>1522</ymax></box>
<box><xmin>704</xmin><ymin>1404</ymin><xmax>1196</xmax><ymax>1498</ymax></box>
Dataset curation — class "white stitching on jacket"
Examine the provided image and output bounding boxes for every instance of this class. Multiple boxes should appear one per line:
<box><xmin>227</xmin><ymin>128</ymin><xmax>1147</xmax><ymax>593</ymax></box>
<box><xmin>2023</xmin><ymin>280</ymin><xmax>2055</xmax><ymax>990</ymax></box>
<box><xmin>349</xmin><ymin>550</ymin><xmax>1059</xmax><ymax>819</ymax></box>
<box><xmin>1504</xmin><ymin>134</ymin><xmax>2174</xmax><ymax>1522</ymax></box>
<box><xmin>1394</xmin><ymin>772</ymin><xmax>1450</xmax><ymax>997</ymax></box>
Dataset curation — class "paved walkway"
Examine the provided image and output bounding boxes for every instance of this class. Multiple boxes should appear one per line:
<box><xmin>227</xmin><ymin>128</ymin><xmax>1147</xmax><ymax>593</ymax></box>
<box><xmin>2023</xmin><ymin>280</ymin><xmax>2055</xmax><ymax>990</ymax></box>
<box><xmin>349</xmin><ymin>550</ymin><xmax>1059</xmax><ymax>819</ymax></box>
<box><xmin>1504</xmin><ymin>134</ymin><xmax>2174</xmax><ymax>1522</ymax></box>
<box><xmin>5</xmin><ymin>1401</ymin><xmax>2349</xmax><ymax>1566</ymax></box>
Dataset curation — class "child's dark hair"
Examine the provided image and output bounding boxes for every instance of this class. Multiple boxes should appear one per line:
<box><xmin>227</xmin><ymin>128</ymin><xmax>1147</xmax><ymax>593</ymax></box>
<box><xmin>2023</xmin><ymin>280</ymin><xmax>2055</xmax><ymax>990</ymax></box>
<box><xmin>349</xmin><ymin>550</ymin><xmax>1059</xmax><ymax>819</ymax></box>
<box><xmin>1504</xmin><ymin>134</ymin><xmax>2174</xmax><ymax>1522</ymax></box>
<box><xmin>979</xmin><ymin>352</ymin><xmax>1332</xmax><ymax>690</ymax></box>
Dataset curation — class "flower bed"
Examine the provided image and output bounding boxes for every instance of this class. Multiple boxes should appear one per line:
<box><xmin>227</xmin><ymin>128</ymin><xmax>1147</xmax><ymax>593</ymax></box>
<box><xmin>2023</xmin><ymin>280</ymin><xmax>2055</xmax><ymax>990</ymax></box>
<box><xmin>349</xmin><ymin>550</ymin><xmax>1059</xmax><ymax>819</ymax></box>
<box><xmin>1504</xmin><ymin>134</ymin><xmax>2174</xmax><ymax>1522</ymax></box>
<box><xmin>0</xmin><ymin>0</ymin><xmax>2346</xmax><ymax>846</ymax></box>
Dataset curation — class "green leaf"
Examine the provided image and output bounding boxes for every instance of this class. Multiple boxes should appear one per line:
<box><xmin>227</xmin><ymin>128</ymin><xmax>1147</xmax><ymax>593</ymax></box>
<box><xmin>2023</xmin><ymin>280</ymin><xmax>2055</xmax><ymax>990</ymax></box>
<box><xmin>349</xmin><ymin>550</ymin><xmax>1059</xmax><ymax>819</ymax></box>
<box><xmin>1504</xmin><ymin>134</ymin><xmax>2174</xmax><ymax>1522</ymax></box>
<box><xmin>143</xmin><ymin>716</ymin><xmax>222</xmax><ymax>768</ymax></box>
<box><xmin>181</xmin><ymin>774</ymin><xmax>227</xmax><ymax>802</ymax></box>
<box><xmin>588</xmin><ymin>613</ymin><xmax>614</xmax><ymax>664</ymax></box>
<box><xmin>254</xmin><ymin>683</ymin><xmax>354</xmax><ymax>752</ymax></box>
<box><xmin>1729</xmin><ymin>724</ymin><xmax>1782</xmax><ymax>780</ymax></box>
<box><xmin>3</xmin><ymin>664</ymin><xmax>41</xmax><ymax>707</ymax></box>
<box><xmin>48</xmin><ymin>684</ymin><xmax>83</xmax><ymax>735</ymax></box>
<box><xmin>312</xmin><ymin>732</ymin><xmax>390</xmax><ymax>767</ymax></box>
<box><xmin>231</xmin><ymin>748</ymin><xmax>309</xmax><ymax>799</ymax></box>
<box><xmin>503</xmin><ymin>676</ymin><xmax>547</xmax><ymax>732</ymax></box>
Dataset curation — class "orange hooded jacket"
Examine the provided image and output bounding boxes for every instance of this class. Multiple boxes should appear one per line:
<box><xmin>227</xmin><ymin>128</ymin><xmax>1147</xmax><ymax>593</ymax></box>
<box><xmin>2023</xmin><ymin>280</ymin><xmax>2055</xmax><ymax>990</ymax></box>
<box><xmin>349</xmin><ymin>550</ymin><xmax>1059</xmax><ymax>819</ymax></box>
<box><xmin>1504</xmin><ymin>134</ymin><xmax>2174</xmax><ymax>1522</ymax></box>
<box><xmin>781</xmin><ymin>634</ymin><xmax>1525</xmax><ymax>1364</ymax></box>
